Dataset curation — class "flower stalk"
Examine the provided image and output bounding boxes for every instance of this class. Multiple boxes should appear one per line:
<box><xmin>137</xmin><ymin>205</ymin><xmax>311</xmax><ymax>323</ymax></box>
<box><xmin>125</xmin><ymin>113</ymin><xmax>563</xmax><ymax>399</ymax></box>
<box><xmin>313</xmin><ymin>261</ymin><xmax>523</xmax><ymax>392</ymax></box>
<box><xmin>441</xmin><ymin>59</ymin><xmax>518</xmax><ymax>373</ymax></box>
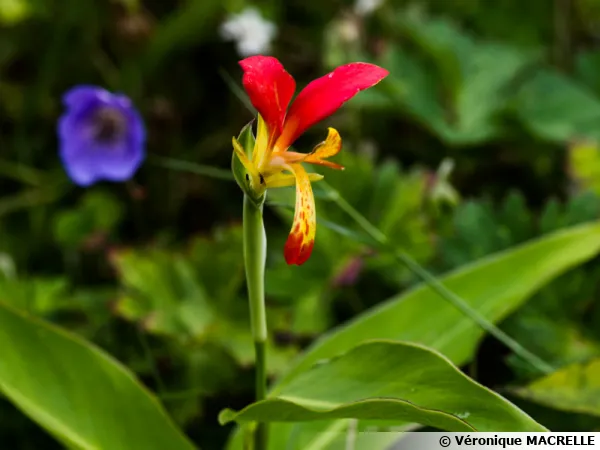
<box><xmin>242</xmin><ymin>194</ymin><xmax>268</xmax><ymax>450</ymax></box>
<box><xmin>233</xmin><ymin>56</ymin><xmax>388</xmax><ymax>449</ymax></box>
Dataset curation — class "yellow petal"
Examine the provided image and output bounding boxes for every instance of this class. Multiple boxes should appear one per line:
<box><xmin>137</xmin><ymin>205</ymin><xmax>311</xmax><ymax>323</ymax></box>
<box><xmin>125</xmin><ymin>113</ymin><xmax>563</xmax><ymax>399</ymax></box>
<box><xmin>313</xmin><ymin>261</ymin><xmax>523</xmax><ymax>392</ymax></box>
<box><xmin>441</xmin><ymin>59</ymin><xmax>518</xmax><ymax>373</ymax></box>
<box><xmin>303</xmin><ymin>127</ymin><xmax>344</xmax><ymax>170</ymax></box>
<box><xmin>253</xmin><ymin>114</ymin><xmax>270</xmax><ymax>167</ymax></box>
<box><xmin>264</xmin><ymin>171</ymin><xmax>323</xmax><ymax>188</ymax></box>
<box><xmin>232</xmin><ymin>136</ymin><xmax>263</xmax><ymax>190</ymax></box>
<box><xmin>283</xmin><ymin>164</ymin><xmax>316</xmax><ymax>265</ymax></box>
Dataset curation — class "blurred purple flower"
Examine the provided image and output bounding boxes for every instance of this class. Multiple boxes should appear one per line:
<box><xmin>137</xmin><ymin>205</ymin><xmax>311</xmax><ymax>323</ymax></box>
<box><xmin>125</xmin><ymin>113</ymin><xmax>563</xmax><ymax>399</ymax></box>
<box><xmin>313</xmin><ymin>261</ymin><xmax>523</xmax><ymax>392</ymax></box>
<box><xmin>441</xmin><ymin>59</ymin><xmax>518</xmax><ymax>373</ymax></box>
<box><xmin>58</xmin><ymin>86</ymin><xmax>146</xmax><ymax>186</ymax></box>
<box><xmin>332</xmin><ymin>257</ymin><xmax>365</xmax><ymax>287</ymax></box>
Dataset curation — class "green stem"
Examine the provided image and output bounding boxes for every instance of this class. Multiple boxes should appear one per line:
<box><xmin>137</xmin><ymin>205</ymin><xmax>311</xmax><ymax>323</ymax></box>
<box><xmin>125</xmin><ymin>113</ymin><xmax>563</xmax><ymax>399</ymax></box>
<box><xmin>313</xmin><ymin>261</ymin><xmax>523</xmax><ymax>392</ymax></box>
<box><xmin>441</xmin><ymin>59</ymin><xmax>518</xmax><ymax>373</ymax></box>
<box><xmin>243</xmin><ymin>195</ymin><xmax>268</xmax><ymax>450</ymax></box>
<box><xmin>254</xmin><ymin>341</ymin><xmax>267</xmax><ymax>448</ymax></box>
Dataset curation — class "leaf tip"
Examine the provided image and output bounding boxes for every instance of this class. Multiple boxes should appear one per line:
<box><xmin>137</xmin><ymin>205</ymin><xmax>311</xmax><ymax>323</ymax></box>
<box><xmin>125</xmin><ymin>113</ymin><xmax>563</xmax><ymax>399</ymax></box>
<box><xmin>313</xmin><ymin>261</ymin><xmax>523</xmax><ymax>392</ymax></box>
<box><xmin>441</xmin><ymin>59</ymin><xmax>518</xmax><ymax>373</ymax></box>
<box><xmin>218</xmin><ymin>408</ymin><xmax>237</xmax><ymax>425</ymax></box>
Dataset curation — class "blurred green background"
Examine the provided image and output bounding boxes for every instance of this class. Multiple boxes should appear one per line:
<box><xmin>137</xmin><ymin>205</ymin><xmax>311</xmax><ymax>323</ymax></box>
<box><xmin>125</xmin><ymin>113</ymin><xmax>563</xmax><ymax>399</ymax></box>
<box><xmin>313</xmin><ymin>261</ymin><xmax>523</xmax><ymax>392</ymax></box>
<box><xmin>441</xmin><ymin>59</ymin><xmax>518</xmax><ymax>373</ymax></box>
<box><xmin>2</xmin><ymin>0</ymin><xmax>600</xmax><ymax>448</ymax></box>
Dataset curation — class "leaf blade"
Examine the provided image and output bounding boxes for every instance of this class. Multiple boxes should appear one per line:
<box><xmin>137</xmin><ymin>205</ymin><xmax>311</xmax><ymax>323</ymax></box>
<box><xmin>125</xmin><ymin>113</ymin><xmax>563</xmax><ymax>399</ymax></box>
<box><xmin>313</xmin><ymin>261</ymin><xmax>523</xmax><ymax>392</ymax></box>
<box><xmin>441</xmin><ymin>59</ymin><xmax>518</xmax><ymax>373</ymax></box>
<box><xmin>511</xmin><ymin>358</ymin><xmax>600</xmax><ymax>417</ymax></box>
<box><xmin>274</xmin><ymin>221</ymin><xmax>600</xmax><ymax>391</ymax></box>
<box><xmin>0</xmin><ymin>301</ymin><xmax>197</xmax><ymax>450</ymax></box>
<box><xmin>221</xmin><ymin>341</ymin><xmax>546</xmax><ymax>432</ymax></box>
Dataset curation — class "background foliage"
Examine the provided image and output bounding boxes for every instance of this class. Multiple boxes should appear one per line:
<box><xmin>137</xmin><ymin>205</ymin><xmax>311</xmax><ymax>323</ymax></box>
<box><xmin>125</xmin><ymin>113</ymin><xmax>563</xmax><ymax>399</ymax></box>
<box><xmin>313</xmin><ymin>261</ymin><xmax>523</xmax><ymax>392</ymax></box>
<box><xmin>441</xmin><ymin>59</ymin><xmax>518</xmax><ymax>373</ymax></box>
<box><xmin>2</xmin><ymin>0</ymin><xmax>600</xmax><ymax>448</ymax></box>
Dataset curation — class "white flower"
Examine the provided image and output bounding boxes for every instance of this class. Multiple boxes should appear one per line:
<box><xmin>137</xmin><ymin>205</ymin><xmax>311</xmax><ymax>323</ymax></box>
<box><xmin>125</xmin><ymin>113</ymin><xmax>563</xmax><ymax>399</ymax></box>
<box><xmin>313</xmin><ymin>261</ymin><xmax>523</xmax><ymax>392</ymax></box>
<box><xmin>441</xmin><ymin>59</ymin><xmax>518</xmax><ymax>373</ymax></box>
<box><xmin>220</xmin><ymin>7</ymin><xmax>277</xmax><ymax>57</ymax></box>
<box><xmin>0</xmin><ymin>253</ymin><xmax>15</xmax><ymax>279</ymax></box>
<box><xmin>354</xmin><ymin>0</ymin><xmax>384</xmax><ymax>16</ymax></box>
<box><xmin>336</xmin><ymin>16</ymin><xmax>360</xmax><ymax>43</ymax></box>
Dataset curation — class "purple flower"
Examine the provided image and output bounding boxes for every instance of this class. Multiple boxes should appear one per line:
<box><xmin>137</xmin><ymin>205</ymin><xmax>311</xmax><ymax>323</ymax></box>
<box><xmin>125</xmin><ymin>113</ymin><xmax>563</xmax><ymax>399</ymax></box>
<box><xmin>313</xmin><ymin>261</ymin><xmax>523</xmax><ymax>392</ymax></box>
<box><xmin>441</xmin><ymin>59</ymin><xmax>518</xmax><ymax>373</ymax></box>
<box><xmin>58</xmin><ymin>86</ymin><xmax>146</xmax><ymax>186</ymax></box>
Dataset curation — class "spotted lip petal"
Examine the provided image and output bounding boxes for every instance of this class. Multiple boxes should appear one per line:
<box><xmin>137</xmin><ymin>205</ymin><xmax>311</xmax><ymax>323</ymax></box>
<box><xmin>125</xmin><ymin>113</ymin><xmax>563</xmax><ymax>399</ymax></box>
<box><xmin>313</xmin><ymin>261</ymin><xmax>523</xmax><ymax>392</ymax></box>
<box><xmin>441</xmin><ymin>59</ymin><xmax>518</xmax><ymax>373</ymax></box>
<box><xmin>239</xmin><ymin>56</ymin><xmax>296</xmax><ymax>140</ymax></box>
<box><xmin>283</xmin><ymin>164</ymin><xmax>316</xmax><ymax>265</ymax></box>
<box><xmin>276</xmin><ymin>63</ymin><xmax>389</xmax><ymax>150</ymax></box>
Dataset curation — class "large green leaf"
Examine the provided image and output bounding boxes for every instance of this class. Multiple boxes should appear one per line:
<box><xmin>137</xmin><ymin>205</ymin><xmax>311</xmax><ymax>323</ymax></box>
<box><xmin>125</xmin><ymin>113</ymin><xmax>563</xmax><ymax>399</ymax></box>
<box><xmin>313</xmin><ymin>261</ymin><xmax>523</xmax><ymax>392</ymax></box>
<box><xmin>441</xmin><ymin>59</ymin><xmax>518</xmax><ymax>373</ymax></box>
<box><xmin>228</xmin><ymin>222</ymin><xmax>600</xmax><ymax>449</ymax></box>
<box><xmin>0</xmin><ymin>301</ymin><xmax>196</xmax><ymax>450</ymax></box>
<box><xmin>511</xmin><ymin>358</ymin><xmax>600</xmax><ymax>417</ymax></box>
<box><xmin>274</xmin><ymin>221</ymin><xmax>600</xmax><ymax>390</ymax></box>
<box><xmin>255</xmin><ymin>420</ymin><xmax>404</xmax><ymax>450</ymax></box>
<box><xmin>221</xmin><ymin>341</ymin><xmax>545</xmax><ymax>432</ymax></box>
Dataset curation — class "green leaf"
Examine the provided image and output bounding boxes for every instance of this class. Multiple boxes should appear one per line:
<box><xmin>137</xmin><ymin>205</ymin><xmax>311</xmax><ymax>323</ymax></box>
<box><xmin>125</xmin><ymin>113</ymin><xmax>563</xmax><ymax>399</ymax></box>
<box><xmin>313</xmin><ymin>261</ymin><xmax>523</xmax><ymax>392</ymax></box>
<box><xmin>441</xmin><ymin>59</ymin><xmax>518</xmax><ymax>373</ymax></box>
<box><xmin>575</xmin><ymin>49</ymin><xmax>600</xmax><ymax>96</ymax></box>
<box><xmin>228</xmin><ymin>208</ymin><xmax>600</xmax><ymax>449</ymax></box>
<box><xmin>273</xmin><ymin>221</ymin><xmax>600</xmax><ymax>391</ymax></box>
<box><xmin>503</xmin><ymin>310</ymin><xmax>600</xmax><ymax>380</ymax></box>
<box><xmin>440</xmin><ymin>191</ymin><xmax>538</xmax><ymax>270</ymax></box>
<box><xmin>568</xmin><ymin>141</ymin><xmax>600</xmax><ymax>196</ymax></box>
<box><xmin>53</xmin><ymin>190</ymin><xmax>124</xmax><ymax>249</ymax></box>
<box><xmin>143</xmin><ymin>0</ymin><xmax>222</xmax><ymax>73</ymax></box>
<box><xmin>227</xmin><ymin>419</ymin><xmax>407</xmax><ymax>450</ymax></box>
<box><xmin>112</xmin><ymin>242</ymin><xmax>297</xmax><ymax>375</ymax></box>
<box><xmin>514</xmin><ymin>70</ymin><xmax>600</xmax><ymax>142</ymax></box>
<box><xmin>0</xmin><ymin>301</ymin><xmax>196</xmax><ymax>450</ymax></box>
<box><xmin>0</xmin><ymin>276</ymin><xmax>70</xmax><ymax>315</ymax></box>
<box><xmin>441</xmin><ymin>199</ymin><xmax>506</xmax><ymax>267</ymax></box>
<box><xmin>511</xmin><ymin>358</ymin><xmax>600</xmax><ymax>417</ymax></box>
<box><xmin>0</xmin><ymin>0</ymin><xmax>32</xmax><ymax>25</ymax></box>
<box><xmin>398</xmin><ymin>12</ymin><xmax>473</xmax><ymax>94</ymax></box>
<box><xmin>114</xmin><ymin>0</ymin><xmax>140</xmax><ymax>13</ymax></box>
<box><xmin>220</xmin><ymin>341</ymin><xmax>546</xmax><ymax>432</ymax></box>
<box><xmin>373</xmin><ymin>13</ymin><xmax>534</xmax><ymax>145</ymax></box>
<box><xmin>113</xmin><ymin>248</ymin><xmax>214</xmax><ymax>337</ymax></box>
<box><xmin>188</xmin><ymin>225</ymin><xmax>245</xmax><ymax>307</ymax></box>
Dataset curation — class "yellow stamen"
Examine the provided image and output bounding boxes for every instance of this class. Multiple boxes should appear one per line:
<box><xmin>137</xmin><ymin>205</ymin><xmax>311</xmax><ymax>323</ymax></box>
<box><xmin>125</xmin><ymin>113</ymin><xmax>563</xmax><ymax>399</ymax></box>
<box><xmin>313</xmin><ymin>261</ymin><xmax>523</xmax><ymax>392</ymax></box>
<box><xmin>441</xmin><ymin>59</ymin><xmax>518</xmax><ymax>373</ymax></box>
<box><xmin>303</xmin><ymin>128</ymin><xmax>344</xmax><ymax>170</ymax></box>
<box><xmin>253</xmin><ymin>114</ymin><xmax>269</xmax><ymax>167</ymax></box>
<box><xmin>264</xmin><ymin>172</ymin><xmax>323</xmax><ymax>188</ymax></box>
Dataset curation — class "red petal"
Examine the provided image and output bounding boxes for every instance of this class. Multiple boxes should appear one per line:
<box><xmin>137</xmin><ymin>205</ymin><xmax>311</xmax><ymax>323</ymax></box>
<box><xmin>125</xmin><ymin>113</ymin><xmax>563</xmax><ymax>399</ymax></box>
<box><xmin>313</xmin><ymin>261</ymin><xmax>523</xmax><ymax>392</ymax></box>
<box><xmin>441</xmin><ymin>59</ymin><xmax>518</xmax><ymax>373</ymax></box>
<box><xmin>276</xmin><ymin>63</ymin><xmax>389</xmax><ymax>150</ymax></box>
<box><xmin>284</xmin><ymin>234</ymin><xmax>314</xmax><ymax>266</ymax></box>
<box><xmin>239</xmin><ymin>56</ymin><xmax>296</xmax><ymax>138</ymax></box>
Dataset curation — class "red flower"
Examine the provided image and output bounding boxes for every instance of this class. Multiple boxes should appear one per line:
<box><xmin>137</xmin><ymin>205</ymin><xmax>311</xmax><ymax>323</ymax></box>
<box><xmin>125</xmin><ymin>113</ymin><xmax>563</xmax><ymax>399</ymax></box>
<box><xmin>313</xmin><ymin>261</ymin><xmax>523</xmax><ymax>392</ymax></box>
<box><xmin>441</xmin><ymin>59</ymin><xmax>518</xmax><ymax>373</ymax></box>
<box><xmin>233</xmin><ymin>56</ymin><xmax>388</xmax><ymax>265</ymax></box>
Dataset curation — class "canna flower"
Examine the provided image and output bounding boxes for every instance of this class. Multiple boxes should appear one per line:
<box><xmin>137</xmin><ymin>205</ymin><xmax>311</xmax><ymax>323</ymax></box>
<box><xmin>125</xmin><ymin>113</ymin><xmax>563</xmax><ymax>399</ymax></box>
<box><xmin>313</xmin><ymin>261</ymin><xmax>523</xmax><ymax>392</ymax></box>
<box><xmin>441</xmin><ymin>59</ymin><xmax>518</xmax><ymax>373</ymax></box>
<box><xmin>58</xmin><ymin>85</ymin><xmax>146</xmax><ymax>187</ymax></box>
<box><xmin>233</xmin><ymin>56</ymin><xmax>388</xmax><ymax>265</ymax></box>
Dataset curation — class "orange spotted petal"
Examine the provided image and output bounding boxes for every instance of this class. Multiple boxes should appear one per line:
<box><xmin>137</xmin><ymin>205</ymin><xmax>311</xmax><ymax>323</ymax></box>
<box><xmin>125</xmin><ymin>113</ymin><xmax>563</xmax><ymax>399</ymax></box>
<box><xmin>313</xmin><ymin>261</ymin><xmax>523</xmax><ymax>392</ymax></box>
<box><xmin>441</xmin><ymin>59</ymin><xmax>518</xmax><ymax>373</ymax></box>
<box><xmin>283</xmin><ymin>163</ymin><xmax>316</xmax><ymax>265</ymax></box>
<box><xmin>303</xmin><ymin>128</ymin><xmax>344</xmax><ymax>170</ymax></box>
